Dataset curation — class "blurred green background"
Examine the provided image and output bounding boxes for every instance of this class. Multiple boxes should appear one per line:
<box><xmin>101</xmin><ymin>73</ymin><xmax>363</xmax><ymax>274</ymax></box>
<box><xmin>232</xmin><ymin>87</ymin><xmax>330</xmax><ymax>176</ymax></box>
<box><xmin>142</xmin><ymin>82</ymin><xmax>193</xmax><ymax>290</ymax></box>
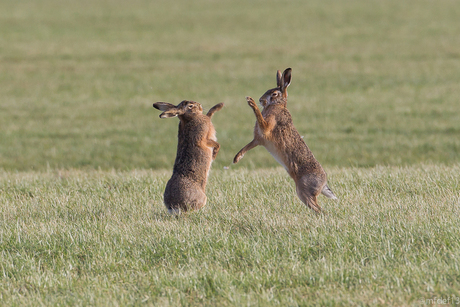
<box><xmin>1</xmin><ymin>0</ymin><xmax>459</xmax><ymax>171</ymax></box>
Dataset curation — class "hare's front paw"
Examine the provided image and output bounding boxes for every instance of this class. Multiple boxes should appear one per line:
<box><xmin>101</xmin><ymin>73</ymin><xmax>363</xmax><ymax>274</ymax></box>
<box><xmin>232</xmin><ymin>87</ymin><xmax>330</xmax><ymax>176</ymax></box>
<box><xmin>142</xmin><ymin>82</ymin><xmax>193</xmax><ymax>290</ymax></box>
<box><xmin>246</xmin><ymin>96</ymin><xmax>257</xmax><ymax>109</ymax></box>
<box><xmin>233</xmin><ymin>152</ymin><xmax>242</xmax><ymax>164</ymax></box>
<box><xmin>212</xmin><ymin>147</ymin><xmax>219</xmax><ymax>160</ymax></box>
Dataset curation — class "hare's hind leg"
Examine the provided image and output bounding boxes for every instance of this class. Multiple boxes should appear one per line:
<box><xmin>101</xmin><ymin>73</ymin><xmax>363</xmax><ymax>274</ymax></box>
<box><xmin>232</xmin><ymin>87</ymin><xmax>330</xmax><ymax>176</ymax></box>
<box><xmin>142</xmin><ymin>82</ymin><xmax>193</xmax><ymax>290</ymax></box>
<box><xmin>296</xmin><ymin>187</ymin><xmax>322</xmax><ymax>213</ymax></box>
<box><xmin>165</xmin><ymin>190</ymin><xmax>207</xmax><ymax>213</ymax></box>
<box><xmin>189</xmin><ymin>189</ymin><xmax>207</xmax><ymax>211</ymax></box>
<box><xmin>233</xmin><ymin>139</ymin><xmax>259</xmax><ymax>164</ymax></box>
<box><xmin>295</xmin><ymin>175</ymin><xmax>323</xmax><ymax>213</ymax></box>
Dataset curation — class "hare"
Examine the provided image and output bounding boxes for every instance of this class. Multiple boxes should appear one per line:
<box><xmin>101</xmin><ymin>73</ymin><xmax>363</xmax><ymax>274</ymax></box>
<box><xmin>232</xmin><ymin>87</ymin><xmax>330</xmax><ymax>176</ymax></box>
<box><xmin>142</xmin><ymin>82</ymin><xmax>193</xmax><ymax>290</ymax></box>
<box><xmin>153</xmin><ymin>100</ymin><xmax>224</xmax><ymax>214</ymax></box>
<box><xmin>233</xmin><ymin>68</ymin><xmax>336</xmax><ymax>213</ymax></box>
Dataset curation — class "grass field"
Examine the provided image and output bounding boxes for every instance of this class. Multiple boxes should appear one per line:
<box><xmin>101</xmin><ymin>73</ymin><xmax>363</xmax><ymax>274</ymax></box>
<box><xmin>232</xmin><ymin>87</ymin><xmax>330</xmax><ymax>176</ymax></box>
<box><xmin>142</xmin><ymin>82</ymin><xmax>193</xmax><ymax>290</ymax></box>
<box><xmin>1</xmin><ymin>0</ymin><xmax>459</xmax><ymax>170</ymax></box>
<box><xmin>1</xmin><ymin>166</ymin><xmax>459</xmax><ymax>306</ymax></box>
<box><xmin>1</xmin><ymin>0</ymin><xmax>460</xmax><ymax>305</ymax></box>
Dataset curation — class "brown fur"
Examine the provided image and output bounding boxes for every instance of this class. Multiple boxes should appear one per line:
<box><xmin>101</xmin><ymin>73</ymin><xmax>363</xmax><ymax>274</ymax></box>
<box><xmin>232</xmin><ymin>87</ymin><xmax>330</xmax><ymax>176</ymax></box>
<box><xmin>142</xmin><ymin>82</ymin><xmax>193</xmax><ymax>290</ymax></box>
<box><xmin>233</xmin><ymin>68</ymin><xmax>336</xmax><ymax>213</ymax></box>
<box><xmin>153</xmin><ymin>100</ymin><xmax>224</xmax><ymax>214</ymax></box>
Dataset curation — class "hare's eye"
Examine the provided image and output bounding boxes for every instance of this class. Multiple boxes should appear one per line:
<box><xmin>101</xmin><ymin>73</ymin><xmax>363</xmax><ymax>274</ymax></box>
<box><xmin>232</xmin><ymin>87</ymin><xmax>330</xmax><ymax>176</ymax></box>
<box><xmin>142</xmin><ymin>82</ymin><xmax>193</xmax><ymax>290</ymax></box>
<box><xmin>271</xmin><ymin>92</ymin><xmax>278</xmax><ymax>97</ymax></box>
<box><xmin>188</xmin><ymin>105</ymin><xmax>193</xmax><ymax>109</ymax></box>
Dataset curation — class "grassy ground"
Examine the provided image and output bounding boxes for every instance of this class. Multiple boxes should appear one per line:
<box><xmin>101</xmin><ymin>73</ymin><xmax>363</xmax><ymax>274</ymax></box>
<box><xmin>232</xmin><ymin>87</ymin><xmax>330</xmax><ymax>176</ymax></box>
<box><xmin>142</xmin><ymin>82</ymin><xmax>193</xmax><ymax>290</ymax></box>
<box><xmin>1</xmin><ymin>166</ymin><xmax>459</xmax><ymax>306</ymax></box>
<box><xmin>1</xmin><ymin>0</ymin><xmax>460</xmax><ymax>170</ymax></box>
<box><xmin>1</xmin><ymin>0</ymin><xmax>460</xmax><ymax>305</ymax></box>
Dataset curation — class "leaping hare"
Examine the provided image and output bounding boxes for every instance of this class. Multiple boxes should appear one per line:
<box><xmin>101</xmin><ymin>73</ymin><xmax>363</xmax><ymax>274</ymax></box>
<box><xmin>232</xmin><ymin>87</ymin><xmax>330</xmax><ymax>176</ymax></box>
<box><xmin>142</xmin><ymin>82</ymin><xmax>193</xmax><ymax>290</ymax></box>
<box><xmin>153</xmin><ymin>100</ymin><xmax>224</xmax><ymax>214</ymax></box>
<box><xmin>233</xmin><ymin>68</ymin><xmax>337</xmax><ymax>213</ymax></box>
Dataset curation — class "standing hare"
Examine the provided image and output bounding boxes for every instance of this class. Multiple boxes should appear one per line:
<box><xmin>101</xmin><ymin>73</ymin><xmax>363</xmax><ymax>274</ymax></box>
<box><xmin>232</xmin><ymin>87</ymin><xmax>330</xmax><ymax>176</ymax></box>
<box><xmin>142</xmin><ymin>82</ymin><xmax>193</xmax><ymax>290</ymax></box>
<box><xmin>153</xmin><ymin>100</ymin><xmax>224</xmax><ymax>214</ymax></box>
<box><xmin>233</xmin><ymin>68</ymin><xmax>336</xmax><ymax>213</ymax></box>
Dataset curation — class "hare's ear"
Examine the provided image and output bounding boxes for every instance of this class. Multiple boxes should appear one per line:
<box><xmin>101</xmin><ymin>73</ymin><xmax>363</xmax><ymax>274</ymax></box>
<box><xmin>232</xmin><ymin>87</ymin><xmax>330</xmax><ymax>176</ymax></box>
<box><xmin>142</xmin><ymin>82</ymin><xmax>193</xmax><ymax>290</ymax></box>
<box><xmin>153</xmin><ymin>102</ymin><xmax>175</xmax><ymax>111</ymax></box>
<box><xmin>153</xmin><ymin>102</ymin><xmax>181</xmax><ymax>118</ymax></box>
<box><xmin>206</xmin><ymin>102</ymin><xmax>224</xmax><ymax>118</ymax></box>
<box><xmin>276</xmin><ymin>70</ymin><xmax>283</xmax><ymax>88</ymax></box>
<box><xmin>281</xmin><ymin>68</ymin><xmax>292</xmax><ymax>94</ymax></box>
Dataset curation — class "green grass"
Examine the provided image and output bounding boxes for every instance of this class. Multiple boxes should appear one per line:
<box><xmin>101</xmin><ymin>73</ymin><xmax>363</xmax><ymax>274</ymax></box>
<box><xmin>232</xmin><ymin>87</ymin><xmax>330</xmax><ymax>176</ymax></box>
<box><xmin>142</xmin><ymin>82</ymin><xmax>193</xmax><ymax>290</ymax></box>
<box><xmin>1</xmin><ymin>166</ymin><xmax>459</xmax><ymax>306</ymax></box>
<box><xmin>1</xmin><ymin>0</ymin><xmax>460</xmax><ymax>170</ymax></box>
<box><xmin>1</xmin><ymin>0</ymin><xmax>460</xmax><ymax>305</ymax></box>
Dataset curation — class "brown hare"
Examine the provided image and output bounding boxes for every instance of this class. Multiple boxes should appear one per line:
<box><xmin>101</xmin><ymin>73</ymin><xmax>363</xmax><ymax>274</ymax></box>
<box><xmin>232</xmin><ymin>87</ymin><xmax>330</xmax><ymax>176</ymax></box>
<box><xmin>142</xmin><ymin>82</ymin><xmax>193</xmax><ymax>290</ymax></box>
<box><xmin>153</xmin><ymin>100</ymin><xmax>224</xmax><ymax>214</ymax></box>
<box><xmin>233</xmin><ymin>68</ymin><xmax>336</xmax><ymax>213</ymax></box>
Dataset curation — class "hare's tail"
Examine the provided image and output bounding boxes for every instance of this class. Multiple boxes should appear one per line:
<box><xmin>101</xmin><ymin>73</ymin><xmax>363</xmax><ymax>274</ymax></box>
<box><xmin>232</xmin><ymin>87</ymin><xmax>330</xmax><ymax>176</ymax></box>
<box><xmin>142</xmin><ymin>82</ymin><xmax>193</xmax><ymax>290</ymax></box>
<box><xmin>168</xmin><ymin>208</ymin><xmax>182</xmax><ymax>215</ymax></box>
<box><xmin>321</xmin><ymin>184</ymin><xmax>338</xmax><ymax>200</ymax></box>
